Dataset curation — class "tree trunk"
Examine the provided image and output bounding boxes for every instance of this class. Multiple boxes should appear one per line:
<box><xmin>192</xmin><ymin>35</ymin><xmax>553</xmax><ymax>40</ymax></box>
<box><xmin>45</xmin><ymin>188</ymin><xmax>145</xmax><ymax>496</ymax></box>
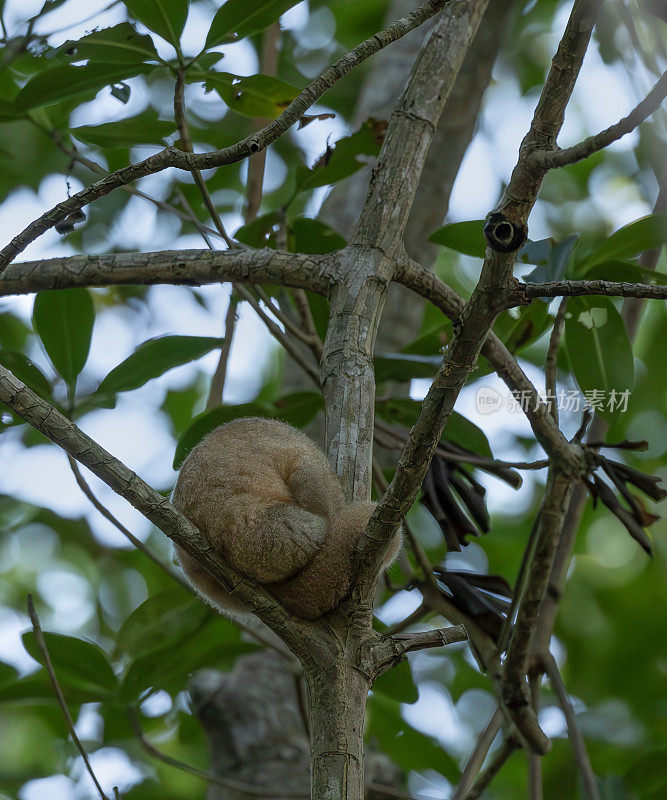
<box><xmin>307</xmin><ymin>662</ymin><xmax>372</xmax><ymax>800</ymax></box>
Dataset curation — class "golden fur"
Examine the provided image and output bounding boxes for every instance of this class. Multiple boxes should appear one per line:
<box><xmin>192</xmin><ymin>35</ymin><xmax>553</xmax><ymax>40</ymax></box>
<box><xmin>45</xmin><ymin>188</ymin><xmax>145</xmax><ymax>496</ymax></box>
<box><xmin>172</xmin><ymin>417</ymin><xmax>401</xmax><ymax>620</ymax></box>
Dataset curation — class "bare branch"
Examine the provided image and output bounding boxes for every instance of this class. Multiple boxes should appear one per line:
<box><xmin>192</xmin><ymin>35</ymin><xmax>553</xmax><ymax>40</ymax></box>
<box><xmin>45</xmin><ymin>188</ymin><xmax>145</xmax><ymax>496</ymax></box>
<box><xmin>520</xmin><ymin>279</ymin><xmax>667</xmax><ymax>302</ymax></box>
<box><xmin>393</xmin><ymin>260</ymin><xmax>575</xmax><ymax>464</ymax></box>
<box><xmin>371</xmin><ymin>624</ymin><xmax>468</xmax><ymax>673</ymax></box>
<box><xmin>293</xmin><ymin>288</ymin><xmax>324</xmax><ymax>360</ymax></box>
<box><xmin>0</xmin><ymin>0</ymin><xmax>450</xmax><ymax>270</ymax></box>
<box><xmin>460</xmin><ymin>737</ymin><xmax>519</xmax><ymax>800</ymax></box>
<box><xmin>173</xmin><ymin>69</ymin><xmax>236</xmax><ymax>248</ymax></box>
<box><xmin>244</xmin><ymin>23</ymin><xmax>281</xmax><ymax>223</ymax></box>
<box><xmin>206</xmin><ymin>293</ymin><xmax>238</xmax><ymax>409</ymax></box>
<box><xmin>545</xmin><ymin>298</ymin><xmax>568</xmax><ymax>423</ymax></box>
<box><xmin>234</xmin><ymin>284</ymin><xmax>321</xmax><ymax>387</ymax></box>
<box><xmin>27</xmin><ymin>596</ymin><xmax>111</xmax><ymax>800</ymax></box>
<box><xmin>502</xmin><ymin>469</ymin><xmax>576</xmax><ymax>754</ymax></box>
<box><xmin>543</xmin><ymin>654</ymin><xmax>601</xmax><ymax>800</ymax></box>
<box><xmin>353</xmin><ymin>0</ymin><xmax>491</xmax><ymax>252</ymax></box>
<box><xmin>528</xmin><ymin>71</ymin><xmax>667</xmax><ymax>171</ymax></box>
<box><xmin>452</xmin><ymin>706</ymin><xmax>504</xmax><ymax>800</ymax></box>
<box><xmin>0</xmin><ymin>249</ymin><xmax>333</xmax><ymax>298</ymax></box>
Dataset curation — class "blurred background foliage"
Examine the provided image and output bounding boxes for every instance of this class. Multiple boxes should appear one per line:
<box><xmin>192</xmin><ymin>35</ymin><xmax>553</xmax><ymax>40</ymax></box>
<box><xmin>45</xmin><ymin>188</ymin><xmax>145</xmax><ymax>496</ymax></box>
<box><xmin>0</xmin><ymin>1</ymin><xmax>665</xmax><ymax>799</ymax></box>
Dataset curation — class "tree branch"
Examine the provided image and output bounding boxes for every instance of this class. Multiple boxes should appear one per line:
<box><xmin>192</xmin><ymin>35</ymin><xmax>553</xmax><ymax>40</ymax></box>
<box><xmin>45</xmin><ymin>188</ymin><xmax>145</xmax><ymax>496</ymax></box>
<box><xmin>545</xmin><ymin>298</ymin><xmax>568</xmax><ymax>423</ymax></box>
<box><xmin>452</xmin><ymin>706</ymin><xmax>504</xmax><ymax>800</ymax></box>
<box><xmin>459</xmin><ymin>737</ymin><xmax>519</xmax><ymax>800</ymax></box>
<box><xmin>394</xmin><ymin>258</ymin><xmax>575</xmax><ymax>464</ymax></box>
<box><xmin>353</xmin><ymin>0</ymin><xmax>491</xmax><ymax>253</ymax></box>
<box><xmin>206</xmin><ymin>292</ymin><xmax>238</xmax><ymax>409</ymax></box>
<box><xmin>519</xmin><ymin>279</ymin><xmax>667</xmax><ymax>301</ymax></box>
<box><xmin>28</xmin><ymin>596</ymin><xmax>110</xmax><ymax>800</ymax></box>
<box><xmin>501</xmin><ymin>469</ymin><xmax>576</xmax><ymax>754</ymax></box>
<box><xmin>321</xmin><ymin>0</ymin><xmax>490</xmax><ymax>505</ymax></box>
<box><xmin>528</xmin><ymin>70</ymin><xmax>667</xmax><ymax>171</ymax></box>
<box><xmin>543</xmin><ymin>654</ymin><xmax>601</xmax><ymax>800</ymax></box>
<box><xmin>358</xmin><ymin>0</ymin><xmax>603</xmax><ymax>582</ymax></box>
<box><xmin>0</xmin><ymin>0</ymin><xmax>450</xmax><ymax>270</ymax></box>
<box><xmin>0</xmin><ymin>249</ymin><xmax>333</xmax><ymax>297</ymax></box>
<box><xmin>371</xmin><ymin>624</ymin><xmax>468</xmax><ymax>674</ymax></box>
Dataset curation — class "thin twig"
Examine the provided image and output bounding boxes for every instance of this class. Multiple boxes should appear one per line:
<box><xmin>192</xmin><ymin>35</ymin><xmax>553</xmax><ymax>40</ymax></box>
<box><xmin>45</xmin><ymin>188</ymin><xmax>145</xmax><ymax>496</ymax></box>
<box><xmin>293</xmin><ymin>288</ymin><xmax>324</xmax><ymax>359</ymax></box>
<box><xmin>527</xmin><ymin>672</ymin><xmax>543</xmax><ymax>800</ymax></box>
<box><xmin>461</xmin><ymin>738</ymin><xmax>518</xmax><ymax>800</ymax></box>
<box><xmin>452</xmin><ymin>705</ymin><xmax>503</xmax><ymax>800</ymax></box>
<box><xmin>244</xmin><ymin>23</ymin><xmax>281</xmax><ymax>223</ymax></box>
<box><xmin>174</xmin><ymin>70</ymin><xmax>236</xmax><ymax>248</ymax></box>
<box><xmin>27</xmin><ymin>596</ymin><xmax>111</xmax><ymax>800</ymax></box>
<box><xmin>206</xmin><ymin>292</ymin><xmax>239</xmax><ymax>409</ymax></box>
<box><xmin>67</xmin><ymin>456</ymin><xmax>190</xmax><ymax>589</ymax></box>
<box><xmin>255</xmin><ymin>285</ymin><xmax>324</xmax><ymax>349</ymax></box>
<box><xmin>528</xmin><ymin>70</ymin><xmax>667</xmax><ymax>171</ymax></box>
<box><xmin>545</xmin><ymin>298</ymin><xmax>568</xmax><ymax>423</ymax></box>
<box><xmin>543</xmin><ymin>654</ymin><xmax>601</xmax><ymax>800</ymax></box>
<box><xmin>235</xmin><ymin>284</ymin><xmax>321</xmax><ymax>387</ymax></box>
<box><xmin>382</xmin><ymin>602</ymin><xmax>430</xmax><ymax>637</ymax></box>
<box><xmin>45</xmin><ymin>127</ymin><xmax>226</xmax><ymax>242</ymax></box>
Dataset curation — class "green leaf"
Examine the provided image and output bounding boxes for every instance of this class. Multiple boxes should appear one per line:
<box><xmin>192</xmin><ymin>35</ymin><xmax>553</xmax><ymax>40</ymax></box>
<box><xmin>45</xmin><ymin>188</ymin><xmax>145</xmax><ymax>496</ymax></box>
<box><xmin>116</xmin><ymin>590</ymin><xmax>210</xmax><ymax>658</ymax></box>
<box><xmin>565</xmin><ymin>297</ymin><xmax>634</xmax><ymax>403</ymax></box>
<box><xmin>0</xmin><ymin>350</ymin><xmax>52</xmax><ymax>399</ymax></box>
<box><xmin>445</xmin><ymin>411</ymin><xmax>493</xmax><ymax>458</ymax></box>
<box><xmin>494</xmin><ymin>301</ymin><xmax>552</xmax><ymax>354</ymax></box>
<box><xmin>122</xmin><ymin>0</ymin><xmax>189</xmax><ymax>47</ymax></box>
<box><xmin>290</xmin><ymin>217</ymin><xmax>346</xmax><ymax>254</ymax></box>
<box><xmin>366</xmin><ymin>693</ymin><xmax>459</xmax><ymax>779</ymax></box>
<box><xmin>96</xmin><ymin>335</ymin><xmax>223</xmax><ymax>396</ymax></box>
<box><xmin>374</xmin><ymin>352</ymin><xmax>442</xmax><ymax>383</ymax></box>
<box><xmin>580</xmin><ymin>259</ymin><xmax>667</xmax><ymax>285</ymax></box>
<box><xmin>21</xmin><ymin>631</ymin><xmax>117</xmax><ymax>700</ymax></box>
<box><xmin>523</xmin><ymin>233</ymin><xmax>579</xmax><ymax>283</ymax></box>
<box><xmin>173</xmin><ymin>402</ymin><xmax>271</xmax><ymax>469</ymax></box>
<box><xmin>15</xmin><ymin>62</ymin><xmax>152</xmax><ymax>110</ymax></box>
<box><xmin>429</xmin><ymin>220</ymin><xmax>486</xmax><ymax>259</ymax></box>
<box><xmin>376</xmin><ymin>399</ymin><xmax>492</xmax><ymax>458</ymax></box>
<box><xmin>33</xmin><ymin>289</ymin><xmax>94</xmax><ymax>387</ymax></box>
<box><xmin>373</xmin><ymin>660</ymin><xmax>418</xmax><ymax>704</ymax></box>
<box><xmin>122</xmin><ymin>640</ymin><xmax>257</xmax><ymax>699</ymax></box>
<box><xmin>234</xmin><ymin>211</ymin><xmax>282</xmax><ymax>248</ymax></box>
<box><xmin>272</xmin><ymin>391</ymin><xmax>324</xmax><ymax>428</ymax></box>
<box><xmin>205</xmin><ymin>0</ymin><xmax>302</xmax><ymax>48</ymax></box>
<box><xmin>579</xmin><ymin>214</ymin><xmax>667</xmax><ymax>271</ymax></box>
<box><xmin>58</xmin><ymin>22</ymin><xmax>160</xmax><ymax>64</ymax></box>
<box><xmin>72</xmin><ymin>108</ymin><xmax>177</xmax><ymax>148</ymax></box>
<box><xmin>295</xmin><ymin>121</ymin><xmax>384</xmax><ymax>195</ymax></box>
<box><xmin>190</xmin><ymin>70</ymin><xmax>299</xmax><ymax>119</ymax></box>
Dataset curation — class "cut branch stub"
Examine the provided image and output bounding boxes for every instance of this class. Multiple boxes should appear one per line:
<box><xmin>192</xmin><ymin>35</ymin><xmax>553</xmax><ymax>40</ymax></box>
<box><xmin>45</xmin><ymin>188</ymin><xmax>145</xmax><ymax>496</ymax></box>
<box><xmin>483</xmin><ymin>212</ymin><xmax>528</xmax><ymax>253</ymax></box>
